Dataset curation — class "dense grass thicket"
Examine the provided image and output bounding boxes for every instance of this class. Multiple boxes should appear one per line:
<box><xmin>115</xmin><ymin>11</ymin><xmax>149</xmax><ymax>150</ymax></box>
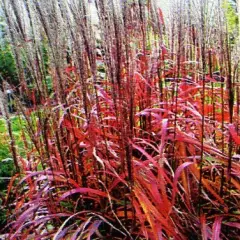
<box><xmin>0</xmin><ymin>0</ymin><xmax>240</xmax><ymax>239</ymax></box>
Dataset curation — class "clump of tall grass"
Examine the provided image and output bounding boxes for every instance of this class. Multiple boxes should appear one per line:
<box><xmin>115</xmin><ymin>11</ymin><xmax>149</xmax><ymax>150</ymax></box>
<box><xmin>1</xmin><ymin>0</ymin><xmax>240</xmax><ymax>239</ymax></box>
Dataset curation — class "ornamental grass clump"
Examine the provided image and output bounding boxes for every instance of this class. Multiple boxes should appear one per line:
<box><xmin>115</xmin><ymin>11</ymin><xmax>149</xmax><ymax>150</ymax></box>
<box><xmin>1</xmin><ymin>0</ymin><xmax>240</xmax><ymax>239</ymax></box>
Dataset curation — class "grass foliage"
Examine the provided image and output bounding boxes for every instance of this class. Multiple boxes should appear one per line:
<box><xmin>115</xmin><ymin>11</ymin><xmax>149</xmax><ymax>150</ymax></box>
<box><xmin>0</xmin><ymin>0</ymin><xmax>240</xmax><ymax>239</ymax></box>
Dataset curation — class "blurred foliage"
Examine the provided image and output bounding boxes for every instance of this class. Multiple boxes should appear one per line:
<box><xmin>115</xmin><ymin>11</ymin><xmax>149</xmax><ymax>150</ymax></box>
<box><xmin>0</xmin><ymin>158</ymin><xmax>14</xmax><ymax>227</ymax></box>
<box><xmin>41</xmin><ymin>38</ymin><xmax>50</xmax><ymax>76</ymax></box>
<box><xmin>0</xmin><ymin>117</ymin><xmax>27</xmax><ymax>160</ymax></box>
<box><xmin>0</xmin><ymin>117</ymin><xmax>24</xmax><ymax>227</ymax></box>
<box><xmin>0</xmin><ymin>119</ymin><xmax>10</xmax><ymax>161</ymax></box>
<box><xmin>223</xmin><ymin>0</ymin><xmax>239</xmax><ymax>41</ymax></box>
<box><xmin>0</xmin><ymin>116</ymin><xmax>26</xmax><ymax>186</ymax></box>
<box><xmin>0</xmin><ymin>43</ymin><xmax>18</xmax><ymax>86</ymax></box>
<box><xmin>0</xmin><ymin>159</ymin><xmax>14</xmax><ymax>189</ymax></box>
<box><xmin>0</xmin><ymin>18</ymin><xmax>18</xmax><ymax>87</ymax></box>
